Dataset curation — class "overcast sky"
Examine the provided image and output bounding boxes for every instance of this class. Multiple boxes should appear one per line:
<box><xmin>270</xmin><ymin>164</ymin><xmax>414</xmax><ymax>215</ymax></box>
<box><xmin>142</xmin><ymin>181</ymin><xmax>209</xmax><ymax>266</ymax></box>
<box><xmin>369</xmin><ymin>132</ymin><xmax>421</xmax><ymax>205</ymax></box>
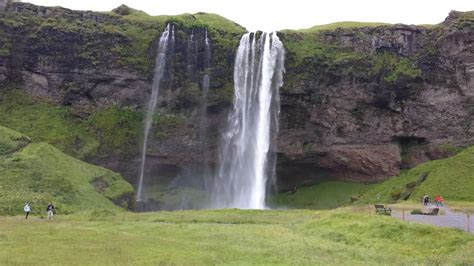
<box><xmin>25</xmin><ymin>0</ymin><xmax>474</xmax><ymax>31</ymax></box>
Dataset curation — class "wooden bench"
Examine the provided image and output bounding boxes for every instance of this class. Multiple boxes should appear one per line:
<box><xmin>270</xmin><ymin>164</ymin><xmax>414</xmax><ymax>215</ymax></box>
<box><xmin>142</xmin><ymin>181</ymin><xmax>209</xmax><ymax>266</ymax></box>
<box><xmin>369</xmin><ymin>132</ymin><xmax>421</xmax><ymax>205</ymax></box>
<box><xmin>422</xmin><ymin>208</ymin><xmax>439</xmax><ymax>216</ymax></box>
<box><xmin>375</xmin><ymin>204</ymin><xmax>392</xmax><ymax>215</ymax></box>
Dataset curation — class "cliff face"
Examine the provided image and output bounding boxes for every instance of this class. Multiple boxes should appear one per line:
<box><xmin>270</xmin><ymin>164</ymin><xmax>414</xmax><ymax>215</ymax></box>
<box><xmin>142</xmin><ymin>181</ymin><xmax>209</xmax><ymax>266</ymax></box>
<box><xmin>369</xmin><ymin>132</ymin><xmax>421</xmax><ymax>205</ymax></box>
<box><xmin>0</xmin><ymin>3</ymin><xmax>473</xmax><ymax>191</ymax></box>
<box><xmin>277</xmin><ymin>12</ymin><xmax>474</xmax><ymax>188</ymax></box>
<box><xmin>0</xmin><ymin>2</ymin><xmax>243</xmax><ymax>187</ymax></box>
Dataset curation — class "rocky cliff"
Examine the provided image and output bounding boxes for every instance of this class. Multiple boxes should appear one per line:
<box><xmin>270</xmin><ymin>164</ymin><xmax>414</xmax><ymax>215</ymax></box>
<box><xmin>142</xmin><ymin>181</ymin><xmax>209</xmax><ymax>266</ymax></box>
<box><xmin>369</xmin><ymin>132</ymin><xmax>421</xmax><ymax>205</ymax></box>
<box><xmin>0</xmin><ymin>2</ymin><xmax>473</xmax><ymax>192</ymax></box>
<box><xmin>277</xmin><ymin>12</ymin><xmax>474</xmax><ymax>189</ymax></box>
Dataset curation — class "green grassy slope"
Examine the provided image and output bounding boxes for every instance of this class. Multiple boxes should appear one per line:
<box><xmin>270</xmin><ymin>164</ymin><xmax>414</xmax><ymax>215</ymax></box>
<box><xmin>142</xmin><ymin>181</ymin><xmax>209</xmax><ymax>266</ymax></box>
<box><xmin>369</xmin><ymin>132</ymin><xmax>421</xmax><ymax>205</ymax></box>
<box><xmin>0</xmin><ymin>126</ymin><xmax>31</xmax><ymax>155</ymax></box>
<box><xmin>0</xmin><ymin>126</ymin><xmax>134</xmax><ymax>215</ymax></box>
<box><xmin>270</xmin><ymin>181</ymin><xmax>370</xmax><ymax>209</ymax></box>
<box><xmin>409</xmin><ymin>148</ymin><xmax>474</xmax><ymax>201</ymax></box>
<box><xmin>0</xmin><ymin>89</ymin><xmax>99</xmax><ymax>159</ymax></box>
<box><xmin>359</xmin><ymin>146</ymin><xmax>474</xmax><ymax>204</ymax></box>
<box><xmin>0</xmin><ymin>209</ymin><xmax>472</xmax><ymax>264</ymax></box>
<box><xmin>278</xmin><ymin>146</ymin><xmax>474</xmax><ymax>209</ymax></box>
<box><xmin>0</xmin><ymin>88</ymin><xmax>145</xmax><ymax>158</ymax></box>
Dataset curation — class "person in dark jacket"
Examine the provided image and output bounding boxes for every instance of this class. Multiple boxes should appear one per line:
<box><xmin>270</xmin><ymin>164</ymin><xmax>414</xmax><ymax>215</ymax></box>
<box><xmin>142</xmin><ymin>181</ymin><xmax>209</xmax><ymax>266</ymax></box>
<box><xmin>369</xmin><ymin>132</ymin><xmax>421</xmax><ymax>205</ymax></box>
<box><xmin>46</xmin><ymin>203</ymin><xmax>55</xmax><ymax>220</ymax></box>
<box><xmin>423</xmin><ymin>195</ymin><xmax>429</xmax><ymax>206</ymax></box>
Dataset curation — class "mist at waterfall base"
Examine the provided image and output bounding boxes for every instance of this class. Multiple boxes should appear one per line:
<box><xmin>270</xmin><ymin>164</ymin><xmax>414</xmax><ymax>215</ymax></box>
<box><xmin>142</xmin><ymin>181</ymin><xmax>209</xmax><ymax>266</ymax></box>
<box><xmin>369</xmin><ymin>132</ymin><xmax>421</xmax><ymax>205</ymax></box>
<box><xmin>136</xmin><ymin>29</ymin><xmax>285</xmax><ymax>211</ymax></box>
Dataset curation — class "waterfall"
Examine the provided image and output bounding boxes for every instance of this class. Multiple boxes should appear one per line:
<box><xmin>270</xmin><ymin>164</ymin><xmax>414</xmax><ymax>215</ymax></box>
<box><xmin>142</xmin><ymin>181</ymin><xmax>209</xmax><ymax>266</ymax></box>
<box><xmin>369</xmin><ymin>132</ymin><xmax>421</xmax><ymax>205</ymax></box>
<box><xmin>186</xmin><ymin>29</ymin><xmax>198</xmax><ymax>78</ymax></box>
<box><xmin>198</xmin><ymin>29</ymin><xmax>211</xmax><ymax>167</ymax></box>
<box><xmin>212</xmin><ymin>32</ymin><xmax>285</xmax><ymax>209</ymax></box>
<box><xmin>136</xmin><ymin>24</ymin><xmax>174</xmax><ymax>202</ymax></box>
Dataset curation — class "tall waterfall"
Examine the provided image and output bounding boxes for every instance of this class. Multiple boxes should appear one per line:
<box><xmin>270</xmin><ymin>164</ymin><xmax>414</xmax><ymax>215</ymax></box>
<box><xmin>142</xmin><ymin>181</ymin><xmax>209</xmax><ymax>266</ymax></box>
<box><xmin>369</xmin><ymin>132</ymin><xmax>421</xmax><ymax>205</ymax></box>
<box><xmin>212</xmin><ymin>32</ymin><xmax>285</xmax><ymax>209</ymax></box>
<box><xmin>136</xmin><ymin>24</ymin><xmax>174</xmax><ymax>201</ymax></box>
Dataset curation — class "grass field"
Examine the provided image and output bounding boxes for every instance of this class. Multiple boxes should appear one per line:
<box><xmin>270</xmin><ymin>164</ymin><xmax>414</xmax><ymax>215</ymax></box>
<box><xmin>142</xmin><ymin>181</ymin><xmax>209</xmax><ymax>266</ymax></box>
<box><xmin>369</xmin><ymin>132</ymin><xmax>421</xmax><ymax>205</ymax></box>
<box><xmin>0</xmin><ymin>208</ymin><xmax>473</xmax><ymax>265</ymax></box>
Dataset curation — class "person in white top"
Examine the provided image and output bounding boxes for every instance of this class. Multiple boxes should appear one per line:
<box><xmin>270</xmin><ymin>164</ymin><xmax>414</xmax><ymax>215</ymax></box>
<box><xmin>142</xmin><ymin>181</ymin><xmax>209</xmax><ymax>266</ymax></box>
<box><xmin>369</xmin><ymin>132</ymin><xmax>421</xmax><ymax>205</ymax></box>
<box><xmin>23</xmin><ymin>203</ymin><xmax>31</xmax><ymax>219</ymax></box>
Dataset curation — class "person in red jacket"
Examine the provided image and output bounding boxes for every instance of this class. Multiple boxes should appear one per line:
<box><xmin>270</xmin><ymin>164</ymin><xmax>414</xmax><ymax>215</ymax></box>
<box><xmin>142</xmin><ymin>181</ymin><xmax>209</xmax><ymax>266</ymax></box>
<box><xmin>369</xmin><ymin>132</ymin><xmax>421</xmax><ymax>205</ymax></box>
<box><xmin>434</xmin><ymin>195</ymin><xmax>444</xmax><ymax>207</ymax></box>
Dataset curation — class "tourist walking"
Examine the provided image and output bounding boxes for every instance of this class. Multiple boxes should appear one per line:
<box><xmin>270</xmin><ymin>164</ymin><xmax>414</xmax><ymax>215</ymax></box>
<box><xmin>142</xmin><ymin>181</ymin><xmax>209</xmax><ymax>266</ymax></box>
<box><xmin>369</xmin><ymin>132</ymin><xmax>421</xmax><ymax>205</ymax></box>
<box><xmin>423</xmin><ymin>195</ymin><xmax>429</xmax><ymax>206</ymax></box>
<box><xmin>46</xmin><ymin>203</ymin><xmax>55</xmax><ymax>220</ymax></box>
<box><xmin>434</xmin><ymin>195</ymin><xmax>445</xmax><ymax>207</ymax></box>
<box><xmin>24</xmin><ymin>203</ymin><xmax>30</xmax><ymax>219</ymax></box>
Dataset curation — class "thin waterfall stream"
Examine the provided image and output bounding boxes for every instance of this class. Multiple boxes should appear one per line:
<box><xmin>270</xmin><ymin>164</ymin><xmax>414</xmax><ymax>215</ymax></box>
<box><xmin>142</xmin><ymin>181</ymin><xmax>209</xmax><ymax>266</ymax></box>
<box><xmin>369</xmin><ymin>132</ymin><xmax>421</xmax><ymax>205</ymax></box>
<box><xmin>136</xmin><ymin>24</ymin><xmax>174</xmax><ymax>202</ymax></box>
<box><xmin>199</xmin><ymin>29</ymin><xmax>211</xmax><ymax>179</ymax></box>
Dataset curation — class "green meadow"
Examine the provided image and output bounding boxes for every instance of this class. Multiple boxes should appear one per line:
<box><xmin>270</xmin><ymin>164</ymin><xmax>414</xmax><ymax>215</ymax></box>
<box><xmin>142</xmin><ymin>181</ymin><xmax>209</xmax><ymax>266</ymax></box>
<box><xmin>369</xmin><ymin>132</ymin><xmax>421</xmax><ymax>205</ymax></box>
<box><xmin>1</xmin><ymin>208</ymin><xmax>473</xmax><ymax>265</ymax></box>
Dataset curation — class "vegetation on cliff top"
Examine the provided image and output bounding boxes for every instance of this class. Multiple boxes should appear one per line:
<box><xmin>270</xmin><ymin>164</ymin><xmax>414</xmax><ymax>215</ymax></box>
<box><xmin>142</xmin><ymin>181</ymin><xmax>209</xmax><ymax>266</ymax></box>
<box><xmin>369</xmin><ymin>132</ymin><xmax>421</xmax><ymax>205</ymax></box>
<box><xmin>443</xmin><ymin>10</ymin><xmax>474</xmax><ymax>30</ymax></box>
<box><xmin>108</xmin><ymin>6</ymin><xmax>245</xmax><ymax>73</ymax></box>
<box><xmin>0</xmin><ymin>2</ymin><xmax>245</xmax><ymax>74</ymax></box>
<box><xmin>0</xmin><ymin>126</ymin><xmax>134</xmax><ymax>215</ymax></box>
<box><xmin>119</xmin><ymin>6</ymin><xmax>245</xmax><ymax>36</ymax></box>
<box><xmin>280</xmin><ymin>29</ymin><xmax>422</xmax><ymax>88</ymax></box>
<box><xmin>278</xmin><ymin>12</ymin><xmax>474</xmax><ymax>92</ymax></box>
<box><xmin>287</xmin><ymin>21</ymin><xmax>390</xmax><ymax>33</ymax></box>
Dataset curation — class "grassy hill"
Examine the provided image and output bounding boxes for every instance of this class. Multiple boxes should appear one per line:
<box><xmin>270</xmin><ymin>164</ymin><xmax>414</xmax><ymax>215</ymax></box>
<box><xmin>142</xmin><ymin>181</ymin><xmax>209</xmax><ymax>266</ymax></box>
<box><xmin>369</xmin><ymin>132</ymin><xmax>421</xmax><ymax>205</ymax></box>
<box><xmin>0</xmin><ymin>126</ymin><xmax>134</xmax><ymax>215</ymax></box>
<box><xmin>359</xmin><ymin>146</ymin><xmax>474</xmax><ymax>204</ymax></box>
<box><xmin>0</xmin><ymin>209</ymin><xmax>473</xmax><ymax>264</ymax></box>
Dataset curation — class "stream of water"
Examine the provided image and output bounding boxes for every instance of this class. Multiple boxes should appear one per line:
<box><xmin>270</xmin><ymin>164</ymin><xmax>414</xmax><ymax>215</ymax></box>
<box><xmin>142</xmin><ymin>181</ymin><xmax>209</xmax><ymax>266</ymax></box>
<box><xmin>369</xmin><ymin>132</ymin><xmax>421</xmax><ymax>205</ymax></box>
<box><xmin>136</xmin><ymin>24</ymin><xmax>174</xmax><ymax>201</ymax></box>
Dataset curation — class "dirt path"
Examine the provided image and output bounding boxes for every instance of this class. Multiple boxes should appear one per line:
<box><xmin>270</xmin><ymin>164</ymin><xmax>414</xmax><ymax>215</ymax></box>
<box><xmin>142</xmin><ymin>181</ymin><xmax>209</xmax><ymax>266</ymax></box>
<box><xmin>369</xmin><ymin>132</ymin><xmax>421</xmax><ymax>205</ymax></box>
<box><xmin>392</xmin><ymin>205</ymin><xmax>473</xmax><ymax>233</ymax></box>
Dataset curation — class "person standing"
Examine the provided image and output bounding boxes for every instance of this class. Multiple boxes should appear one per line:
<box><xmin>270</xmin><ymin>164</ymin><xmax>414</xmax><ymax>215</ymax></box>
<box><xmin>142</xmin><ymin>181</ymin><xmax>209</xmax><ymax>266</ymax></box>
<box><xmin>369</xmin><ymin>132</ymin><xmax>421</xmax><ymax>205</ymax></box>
<box><xmin>24</xmin><ymin>203</ymin><xmax>31</xmax><ymax>219</ymax></box>
<box><xmin>46</xmin><ymin>203</ymin><xmax>55</xmax><ymax>220</ymax></box>
<box><xmin>434</xmin><ymin>195</ymin><xmax>442</xmax><ymax>206</ymax></box>
<box><xmin>438</xmin><ymin>195</ymin><xmax>445</xmax><ymax>207</ymax></box>
<box><xmin>423</xmin><ymin>195</ymin><xmax>429</xmax><ymax>206</ymax></box>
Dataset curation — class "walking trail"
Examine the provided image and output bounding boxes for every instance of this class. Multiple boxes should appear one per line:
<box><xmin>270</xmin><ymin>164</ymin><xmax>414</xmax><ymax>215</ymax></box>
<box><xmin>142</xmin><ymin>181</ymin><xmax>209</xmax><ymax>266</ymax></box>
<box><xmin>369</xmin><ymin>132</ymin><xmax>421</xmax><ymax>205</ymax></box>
<box><xmin>392</xmin><ymin>205</ymin><xmax>473</xmax><ymax>234</ymax></box>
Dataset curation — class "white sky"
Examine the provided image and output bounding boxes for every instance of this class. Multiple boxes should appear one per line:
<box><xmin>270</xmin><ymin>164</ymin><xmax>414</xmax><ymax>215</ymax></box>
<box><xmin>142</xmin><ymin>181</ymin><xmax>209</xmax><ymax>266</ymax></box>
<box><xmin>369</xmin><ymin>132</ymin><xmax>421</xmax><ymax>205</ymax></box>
<box><xmin>25</xmin><ymin>0</ymin><xmax>474</xmax><ymax>31</ymax></box>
